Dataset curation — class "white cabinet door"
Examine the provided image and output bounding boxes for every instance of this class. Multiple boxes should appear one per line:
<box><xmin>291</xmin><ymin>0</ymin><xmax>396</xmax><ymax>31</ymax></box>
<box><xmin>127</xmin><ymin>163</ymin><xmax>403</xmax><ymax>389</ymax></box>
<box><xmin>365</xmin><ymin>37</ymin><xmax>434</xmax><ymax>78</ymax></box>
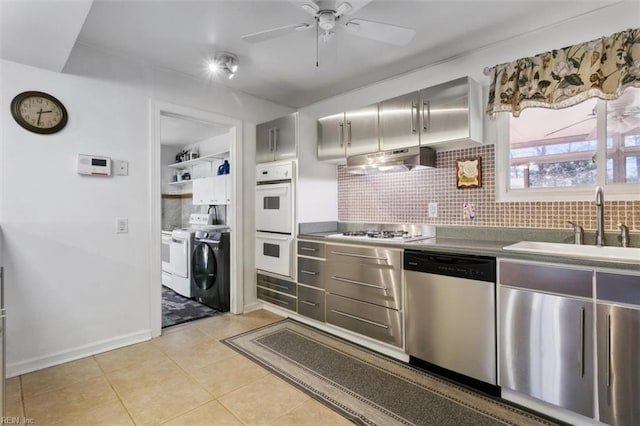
<box><xmin>193</xmin><ymin>176</ymin><xmax>228</xmax><ymax>205</ymax></box>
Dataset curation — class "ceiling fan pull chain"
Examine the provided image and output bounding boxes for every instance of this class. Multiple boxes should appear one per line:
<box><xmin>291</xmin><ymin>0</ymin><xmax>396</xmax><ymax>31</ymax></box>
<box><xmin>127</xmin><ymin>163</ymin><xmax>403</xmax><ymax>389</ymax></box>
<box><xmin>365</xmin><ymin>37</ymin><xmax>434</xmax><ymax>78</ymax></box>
<box><xmin>316</xmin><ymin>17</ymin><xmax>319</xmax><ymax>68</ymax></box>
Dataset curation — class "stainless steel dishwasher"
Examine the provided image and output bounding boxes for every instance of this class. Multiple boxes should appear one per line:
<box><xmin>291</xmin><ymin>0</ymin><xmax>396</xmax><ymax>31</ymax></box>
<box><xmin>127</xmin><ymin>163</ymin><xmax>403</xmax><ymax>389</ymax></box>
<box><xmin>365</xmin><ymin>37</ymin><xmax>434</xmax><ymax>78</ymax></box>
<box><xmin>404</xmin><ymin>250</ymin><xmax>497</xmax><ymax>393</ymax></box>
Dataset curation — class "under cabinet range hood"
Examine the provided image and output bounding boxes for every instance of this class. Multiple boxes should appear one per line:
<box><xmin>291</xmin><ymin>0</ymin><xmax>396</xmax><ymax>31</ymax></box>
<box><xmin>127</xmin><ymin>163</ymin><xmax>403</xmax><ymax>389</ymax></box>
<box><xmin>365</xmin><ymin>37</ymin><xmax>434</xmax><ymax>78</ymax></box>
<box><xmin>345</xmin><ymin>146</ymin><xmax>435</xmax><ymax>175</ymax></box>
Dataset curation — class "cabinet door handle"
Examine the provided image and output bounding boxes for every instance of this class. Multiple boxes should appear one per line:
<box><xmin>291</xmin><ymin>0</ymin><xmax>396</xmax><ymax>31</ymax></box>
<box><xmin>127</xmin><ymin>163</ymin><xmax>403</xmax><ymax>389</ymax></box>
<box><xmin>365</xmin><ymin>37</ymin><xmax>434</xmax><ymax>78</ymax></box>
<box><xmin>422</xmin><ymin>100</ymin><xmax>430</xmax><ymax>132</ymax></box>
<box><xmin>300</xmin><ymin>270</ymin><xmax>318</xmax><ymax>276</ymax></box>
<box><xmin>300</xmin><ymin>300</ymin><xmax>318</xmax><ymax>307</ymax></box>
<box><xmin>606</xmin><ymin>314</ymin><xmax>612</xmax><ymax>387</ymax></box>
<box><xmin>330</xmin><ymin>309</ymin><xmax>389</xmax><ymax>329</ymax></box>
<box><xmin>331</xmin><ymin>276</ymin><xmax>387</xmax><ymax>293</ymax></box>
<box><xmin>300</xmin><ymin>247</ymin><xmax>318</xmax><ymax>252</ymax></box>
<box><xmin>347</xmin><ymin>120</ymin><xmax>352</xmax><ymax>146</ymax></box>
<box><xmin>268</xmin><ymin>128</ymin><xmax>274</xmax><ymax>152</ymax></box>
<box><xmin>411</xmin><ymin>103</ymin><xmax>418</xmax><ymax>134</ymax></box>
<box><xmin>339</xmin><ymin>122</ymin><xmax>344</xmax><ymax>148</ymax></box>
<box><xmin>273</xmin><ymin>127</ymin><xmax>279</xmax><ymax>152</ymax></box>
<box><xmin>330</xmin><ymin>251</ymin><xmax>388</xmax><ymax>262</ymax></box>
<box><xmin>579</xmin><ymin>307</ymin><xmax>585</xmax><ymax>377</ymax></box>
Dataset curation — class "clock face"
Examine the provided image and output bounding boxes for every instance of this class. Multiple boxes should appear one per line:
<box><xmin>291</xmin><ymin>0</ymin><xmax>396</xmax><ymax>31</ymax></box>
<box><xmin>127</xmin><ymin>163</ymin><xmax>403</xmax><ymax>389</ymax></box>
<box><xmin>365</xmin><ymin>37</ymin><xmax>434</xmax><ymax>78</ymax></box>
<box><xmin>11</xmin><ymin>91</ymin><xmax>68</xmax><ymax>134</ymax></box>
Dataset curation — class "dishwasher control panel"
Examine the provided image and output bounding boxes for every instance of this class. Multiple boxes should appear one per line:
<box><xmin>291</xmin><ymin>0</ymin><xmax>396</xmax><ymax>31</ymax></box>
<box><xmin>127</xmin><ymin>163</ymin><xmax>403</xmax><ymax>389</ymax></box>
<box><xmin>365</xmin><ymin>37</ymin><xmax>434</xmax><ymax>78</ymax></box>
<box><xmin>404</xmin><ymin>250</ymin><xmax>496</xmax><ymax>282</ymax></box>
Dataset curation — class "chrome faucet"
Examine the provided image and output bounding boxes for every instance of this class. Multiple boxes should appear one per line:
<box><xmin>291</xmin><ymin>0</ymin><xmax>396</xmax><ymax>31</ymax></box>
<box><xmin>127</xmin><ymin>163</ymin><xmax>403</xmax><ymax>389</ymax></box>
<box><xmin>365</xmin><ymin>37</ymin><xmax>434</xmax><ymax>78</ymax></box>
<box><xmin>595</xmin><ymin>186</ymin><xmax>605</xmax><ymax>246</ymax></box>
<box><xmin>617</xmin><ymin>223</ymin><xmax>630</xmax><ymax>248</ymax></box>
<box><xmin>567</xmin><ymin>221</ymin><xmax>584</xmax><ymax>245</ymax></box>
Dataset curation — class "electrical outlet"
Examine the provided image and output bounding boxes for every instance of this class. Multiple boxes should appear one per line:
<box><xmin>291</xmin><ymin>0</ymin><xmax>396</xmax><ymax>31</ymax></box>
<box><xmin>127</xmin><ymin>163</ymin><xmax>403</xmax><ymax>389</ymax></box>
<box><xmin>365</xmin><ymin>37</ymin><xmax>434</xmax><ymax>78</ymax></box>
<box><xmin>428</xmin><ymin>202</ymin><xmax>438</xmax><ymax>218</ymax></box>
<box><xmin>116</xmin><ymin>218</ymin><xmax>128</xmax><ymax>233</ymax></box>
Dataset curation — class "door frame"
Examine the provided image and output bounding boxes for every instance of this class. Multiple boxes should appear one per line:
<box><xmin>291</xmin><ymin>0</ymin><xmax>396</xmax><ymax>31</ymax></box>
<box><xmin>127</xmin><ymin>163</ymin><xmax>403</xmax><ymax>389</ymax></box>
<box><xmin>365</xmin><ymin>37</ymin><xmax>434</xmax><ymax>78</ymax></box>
<box><xmin>149</xmin><ymin>100</ymin><xmax>244</xmax><ymax>337</ymax></box>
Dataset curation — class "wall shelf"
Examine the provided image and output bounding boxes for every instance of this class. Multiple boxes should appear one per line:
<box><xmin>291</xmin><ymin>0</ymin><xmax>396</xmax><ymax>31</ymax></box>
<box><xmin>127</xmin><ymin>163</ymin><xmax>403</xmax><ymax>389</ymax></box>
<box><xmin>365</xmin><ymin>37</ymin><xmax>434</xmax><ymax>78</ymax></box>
<box><xmin>167</xmin><ymin>180</ymin><xmax>193</xmax><ymax>186</ymax></box>
<box><xmin>167</xmin><ymin>152</ymin><xmax>228</xmax><ymax>169</ymax></box>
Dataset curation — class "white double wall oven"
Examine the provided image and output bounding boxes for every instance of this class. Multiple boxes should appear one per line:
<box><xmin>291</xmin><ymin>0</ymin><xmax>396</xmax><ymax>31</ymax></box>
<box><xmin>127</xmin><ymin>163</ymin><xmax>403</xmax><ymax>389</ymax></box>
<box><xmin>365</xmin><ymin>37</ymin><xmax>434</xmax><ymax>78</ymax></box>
<box><xmin>255</xmin><ymin>161</ymin><xmax>295</xmax><ymax>278</ymax></box>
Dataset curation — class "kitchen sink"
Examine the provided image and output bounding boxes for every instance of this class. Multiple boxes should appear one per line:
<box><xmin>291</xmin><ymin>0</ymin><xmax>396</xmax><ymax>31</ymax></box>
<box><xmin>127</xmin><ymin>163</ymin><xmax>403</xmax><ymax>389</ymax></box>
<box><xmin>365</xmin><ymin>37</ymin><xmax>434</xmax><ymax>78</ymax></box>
<box><xmin>503</xmin><ymin>241</ymin><xmax>640</xmax><ymax>262</ymax></box>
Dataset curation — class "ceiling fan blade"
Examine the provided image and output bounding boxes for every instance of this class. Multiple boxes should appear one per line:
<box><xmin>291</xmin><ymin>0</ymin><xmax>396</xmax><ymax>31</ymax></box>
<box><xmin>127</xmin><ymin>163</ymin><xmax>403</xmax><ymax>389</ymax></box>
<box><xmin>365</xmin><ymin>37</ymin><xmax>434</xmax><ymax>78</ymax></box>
<box><xmin>544</xmin><ymin>116</ymin><xmax>595</xmax><ymax>137</ymax></box>
<box><xmin>241</xmin><ymin>23</ymin><xmax>312</xmax><ymax>44</ymax></box>
<box><xmin>335</xmin><ymin>2</ymin><xmax>351</xmax><ymax>17</ymax></box>
<box><xmin>343</xmin><ymin>18</ymin><xmax>415</xmax><ymax>46</ymax></box>
<box><xmin>289</xmin><ymin>0</ymin><xmax>319</xmax><ymax>16</ymax></box>
<box><xmin>339</xmin><ymin>0</ymin><xmax>372</xmax><ymax>16</ymax></box>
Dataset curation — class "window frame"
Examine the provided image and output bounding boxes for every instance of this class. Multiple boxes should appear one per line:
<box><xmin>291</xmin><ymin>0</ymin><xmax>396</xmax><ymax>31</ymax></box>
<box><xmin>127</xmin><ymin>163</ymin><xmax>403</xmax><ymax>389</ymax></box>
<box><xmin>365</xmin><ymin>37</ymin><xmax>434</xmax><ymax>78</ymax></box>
<box><xmin>496</xmin><ymin>101</ymin><xmax>640</xmax><ymax>202</ymax></box>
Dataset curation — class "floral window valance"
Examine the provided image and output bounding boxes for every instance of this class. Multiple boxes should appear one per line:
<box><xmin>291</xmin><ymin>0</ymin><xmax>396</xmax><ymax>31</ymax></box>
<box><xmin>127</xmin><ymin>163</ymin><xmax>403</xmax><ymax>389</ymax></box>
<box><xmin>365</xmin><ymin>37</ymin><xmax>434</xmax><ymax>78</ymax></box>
<box><xmin>486</xmin><ymin>27</ymin><xmax>640</xmax><ymax>117</ymax></box>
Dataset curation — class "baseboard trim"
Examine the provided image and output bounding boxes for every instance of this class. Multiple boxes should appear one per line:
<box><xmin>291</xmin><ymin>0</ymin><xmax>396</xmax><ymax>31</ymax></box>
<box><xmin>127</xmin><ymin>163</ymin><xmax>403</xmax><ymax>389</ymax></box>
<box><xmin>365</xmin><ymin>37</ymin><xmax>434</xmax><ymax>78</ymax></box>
<box><xmin>242</xmin><ymin>301</ymin><xmax>263</xmax><ymax>313</ymax></box>
<box><xmin>7</xmin><ymin>329</ymin><xmax>153</xmax><ymax>377</ymax></box>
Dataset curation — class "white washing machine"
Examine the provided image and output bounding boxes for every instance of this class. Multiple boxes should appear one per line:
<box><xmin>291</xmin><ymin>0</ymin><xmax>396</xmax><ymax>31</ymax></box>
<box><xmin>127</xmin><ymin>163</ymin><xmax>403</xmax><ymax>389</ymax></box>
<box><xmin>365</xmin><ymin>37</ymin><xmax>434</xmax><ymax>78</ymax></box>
<box><xmin>168</xmin><ymin>213</ymin><xmax>229</xmax><ymax>298</ymax></box>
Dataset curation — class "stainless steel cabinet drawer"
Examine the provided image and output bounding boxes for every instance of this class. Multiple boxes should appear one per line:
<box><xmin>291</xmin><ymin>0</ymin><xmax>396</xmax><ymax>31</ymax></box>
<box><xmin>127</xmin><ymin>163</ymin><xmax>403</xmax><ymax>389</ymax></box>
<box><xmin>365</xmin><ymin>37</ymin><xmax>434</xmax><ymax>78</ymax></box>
<box><xmin>257</xmin><ymin>273</ymin><xmax>297</xmax><ymax>296</ymax></box>
<box><xmin>326</xmin><ymin>293</ymin><xmax>402</xmax><ymax>347</ymax></box>
<box><xmin>298</xmin><ymin>285</ymin><xmax>325</xmax><ymax>322</ymax></box>
<box><xmin>326</xmin><ymin>244</ymin><xmax>402</xmax><ymax>310</ymax></box>
<box><xmin>258</xmin><ymin>287</ymin><xmax>297</xmax><ymax>312</ymax></box>
<box><xmin>297</xmin><ymin>240</ymin><xmax>325</xmax><ymax>258</ymax></box>
<box><xmin>297</xmin><ymin>257</ymin><xmax>324</xmax><ymax>288</ymax></box>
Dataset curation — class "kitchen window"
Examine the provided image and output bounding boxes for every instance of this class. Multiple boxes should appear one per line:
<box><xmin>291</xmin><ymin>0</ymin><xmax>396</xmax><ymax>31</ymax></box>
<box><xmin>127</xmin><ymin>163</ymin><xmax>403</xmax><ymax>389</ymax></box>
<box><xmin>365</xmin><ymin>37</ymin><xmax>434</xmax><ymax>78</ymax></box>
<box><xmin>497</xmin><ymin>87</ymin><xmax>640</xmax><ymax>201</ymax></box>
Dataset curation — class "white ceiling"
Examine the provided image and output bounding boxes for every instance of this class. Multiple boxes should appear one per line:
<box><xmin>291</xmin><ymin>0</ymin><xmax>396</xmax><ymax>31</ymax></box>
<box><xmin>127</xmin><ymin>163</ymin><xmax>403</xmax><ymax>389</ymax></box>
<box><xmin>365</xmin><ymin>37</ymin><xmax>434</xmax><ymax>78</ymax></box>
<box><xmin>160</xmin><ymin>114</ymin><xmax>231</xmax><ymax>146</ymax></box>
<box><xmin>69</xmin><ymin>0</ymin><xmax>618</xmax><ymax>108</ymax></box>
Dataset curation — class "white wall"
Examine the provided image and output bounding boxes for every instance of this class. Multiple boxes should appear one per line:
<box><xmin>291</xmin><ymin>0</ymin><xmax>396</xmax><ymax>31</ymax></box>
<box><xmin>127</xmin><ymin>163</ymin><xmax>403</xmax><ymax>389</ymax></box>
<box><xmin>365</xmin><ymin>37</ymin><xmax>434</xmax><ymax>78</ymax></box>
<box><xmin>1</xmin><ymin>46</ymin><xmax>293</xmax><ymax>375</ymax></box>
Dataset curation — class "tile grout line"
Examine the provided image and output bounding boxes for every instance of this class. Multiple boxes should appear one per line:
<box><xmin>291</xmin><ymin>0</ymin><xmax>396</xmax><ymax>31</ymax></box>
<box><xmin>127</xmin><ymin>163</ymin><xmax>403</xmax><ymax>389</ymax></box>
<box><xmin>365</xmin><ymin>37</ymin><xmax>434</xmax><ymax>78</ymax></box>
<box><xmin>93</xmin><ymin>354</ymin><xmax>137</xmax><ymax>426</ymax></box>
<box><xmin>19</xmin><ymin>375</ymin><xmax>26</xmax><ymax>419</ymax></box>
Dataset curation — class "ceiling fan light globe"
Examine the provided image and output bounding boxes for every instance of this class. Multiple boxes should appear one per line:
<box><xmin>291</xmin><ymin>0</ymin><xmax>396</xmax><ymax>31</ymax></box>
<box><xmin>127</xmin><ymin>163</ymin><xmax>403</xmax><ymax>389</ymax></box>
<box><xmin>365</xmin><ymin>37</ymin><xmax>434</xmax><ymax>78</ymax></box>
<box><xmin>318</xmin><ymin>12</ymin><xmax>336</xmax><ymax>31</ymax></box>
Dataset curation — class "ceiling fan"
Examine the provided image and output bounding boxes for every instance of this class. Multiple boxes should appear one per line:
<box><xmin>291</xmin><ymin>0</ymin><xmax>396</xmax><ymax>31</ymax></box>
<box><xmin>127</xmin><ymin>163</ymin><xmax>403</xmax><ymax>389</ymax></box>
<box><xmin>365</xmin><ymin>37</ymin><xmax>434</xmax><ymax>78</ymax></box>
<box><xmin>240</xmin><ymin>0</ymin><xmax>416</xmax><ymax>66</ymax></box>
<box><xmin>544</xmin><ymin>90</ymin><xmax>640</xmax><ymax>138</ymax></box>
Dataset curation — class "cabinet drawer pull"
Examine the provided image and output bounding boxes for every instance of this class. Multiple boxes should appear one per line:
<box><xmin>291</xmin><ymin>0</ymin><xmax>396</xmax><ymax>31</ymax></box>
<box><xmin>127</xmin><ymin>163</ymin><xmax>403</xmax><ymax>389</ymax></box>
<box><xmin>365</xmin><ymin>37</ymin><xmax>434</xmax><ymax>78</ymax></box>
<box><xmin>261</xmin><ymin>294</ymin><xmax>290</xmax><ymax>307</ymax></box>
<box><xmin>332</xmin><ymin>276</ymin><xmax>387</xmax><ymax>292</ymax></box>
<box><xmin>300</xmin><ymin>247</ymin><xmax>318</xmax><ymax>252</ymax></box>
<box><xmin>300</xmin><ymin>300</ymin><xmax>318</xmax><ymax>307</ymax></box>
<box><xmin>330</xmin><ymin>309</ymin><xmax>389</xmax><ymax>329</ymax></box>
<box><xmin>330</xmin><ymin>251</ymin><xmax>388</xmax><ymax>262</ymax></box>
<box><xmin>300</xmin><ymin>270</ymin><xmax>318</xmax><ymax>276</ymax></box>
<box><xmin>258</xmin><ymin>279</ymin><xmax>290</xmax><ymax>291</ymax></box>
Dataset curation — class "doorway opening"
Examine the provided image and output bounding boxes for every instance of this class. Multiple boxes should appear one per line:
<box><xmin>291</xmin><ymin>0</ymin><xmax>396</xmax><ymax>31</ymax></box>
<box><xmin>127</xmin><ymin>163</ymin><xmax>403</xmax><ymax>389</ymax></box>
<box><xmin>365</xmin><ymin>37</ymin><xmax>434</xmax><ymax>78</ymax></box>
<box><xmin>150</xmin><ymin>101</ymin><xmax>244</xmax><ymax>337</ymax></box>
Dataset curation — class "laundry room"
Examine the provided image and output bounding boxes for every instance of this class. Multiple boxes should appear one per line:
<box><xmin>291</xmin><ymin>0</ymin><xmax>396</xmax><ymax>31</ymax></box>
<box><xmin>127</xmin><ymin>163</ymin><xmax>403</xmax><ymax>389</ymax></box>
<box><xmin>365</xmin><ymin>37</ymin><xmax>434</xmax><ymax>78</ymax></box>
<box><xmin>160</xmin><ymin>113</ymin><xmax>233</xmax><ymax>327</ymax></box>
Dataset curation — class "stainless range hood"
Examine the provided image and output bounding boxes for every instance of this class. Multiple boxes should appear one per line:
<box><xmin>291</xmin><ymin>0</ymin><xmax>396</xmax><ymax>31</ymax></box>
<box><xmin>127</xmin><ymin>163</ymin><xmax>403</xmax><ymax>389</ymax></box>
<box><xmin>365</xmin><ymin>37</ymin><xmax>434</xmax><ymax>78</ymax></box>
<box><xmin>345</xmin><ymin>146</ymin><xmax>436</xmax><ymax>175</ymax></box>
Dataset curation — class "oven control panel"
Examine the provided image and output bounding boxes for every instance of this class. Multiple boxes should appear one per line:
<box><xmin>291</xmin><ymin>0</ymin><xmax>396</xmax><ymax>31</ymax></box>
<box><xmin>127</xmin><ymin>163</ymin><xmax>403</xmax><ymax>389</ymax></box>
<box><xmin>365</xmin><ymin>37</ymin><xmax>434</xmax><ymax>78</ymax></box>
<box><xmin>256</xmin><ymin>161</ymin><xmax>293</xmax><ymax>182</ymax></box>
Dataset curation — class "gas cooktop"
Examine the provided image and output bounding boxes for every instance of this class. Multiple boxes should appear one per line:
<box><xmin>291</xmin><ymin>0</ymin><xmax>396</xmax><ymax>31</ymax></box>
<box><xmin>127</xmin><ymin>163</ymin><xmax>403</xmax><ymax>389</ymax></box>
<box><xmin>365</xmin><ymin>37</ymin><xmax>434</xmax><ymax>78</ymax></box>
<box><xmin>329</xmin><ymin>226</ymin><xmax>435</xmax><ymax>243</ymax></box>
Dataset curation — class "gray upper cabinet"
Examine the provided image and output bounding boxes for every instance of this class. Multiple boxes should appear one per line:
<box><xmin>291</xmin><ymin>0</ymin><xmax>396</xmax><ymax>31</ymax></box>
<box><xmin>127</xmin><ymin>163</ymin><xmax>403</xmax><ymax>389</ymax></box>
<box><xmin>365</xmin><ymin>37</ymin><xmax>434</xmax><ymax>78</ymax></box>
<box><xmin>379</xmin><ymin>91</ymin><xmax>420</xmax><ymax>151</ymax></box>
<box><xmin>419</xmin><ymin>76</ymin><xmax>483</xmax><ymax>148</ymax></box>
<box><xmin>256</xmin><ymin>112</ymin><xmax>297</xmax><ymax>163</ymax></box>
<box><xmin>317</xmin><ymin>104</ymin><xmax>378</xmax><ymax>162</ymax></box>
<box><xmin>317</xmin><ymin>76</ymin><xmax>483</xmax><ymax>162</ymax></box>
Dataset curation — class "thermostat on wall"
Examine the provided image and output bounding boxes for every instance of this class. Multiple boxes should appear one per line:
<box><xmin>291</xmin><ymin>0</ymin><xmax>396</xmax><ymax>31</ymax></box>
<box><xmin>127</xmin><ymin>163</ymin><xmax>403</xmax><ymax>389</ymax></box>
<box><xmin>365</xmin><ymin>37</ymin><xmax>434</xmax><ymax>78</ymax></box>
<box><xmin>78</xmin><ymin>154</ymin><xmax>111</xmax><ymax>176</ymax></box>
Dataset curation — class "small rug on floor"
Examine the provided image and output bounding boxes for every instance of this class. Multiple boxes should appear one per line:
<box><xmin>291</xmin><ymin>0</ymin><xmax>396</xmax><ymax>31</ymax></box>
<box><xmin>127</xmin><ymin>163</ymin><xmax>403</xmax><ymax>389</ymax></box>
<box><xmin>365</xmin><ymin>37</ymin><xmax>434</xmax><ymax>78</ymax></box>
<box><xmin>223</xmin><ymin>320</ymin><xmax>559</xmax><ymax>426</ymax></box>
<box><xmin>161</xmin><ymin>286</ymin><xmax>218</xmax><ymax>328</ymax></box>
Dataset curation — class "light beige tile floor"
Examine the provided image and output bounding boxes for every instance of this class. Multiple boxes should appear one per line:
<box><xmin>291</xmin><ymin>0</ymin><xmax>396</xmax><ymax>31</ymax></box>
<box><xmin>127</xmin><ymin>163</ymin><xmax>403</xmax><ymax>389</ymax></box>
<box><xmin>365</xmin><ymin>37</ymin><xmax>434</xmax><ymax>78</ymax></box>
<box><xmin>8</xmin><ymin>310</ymin><xmax>353</xmax><ymax>425</ymax></box>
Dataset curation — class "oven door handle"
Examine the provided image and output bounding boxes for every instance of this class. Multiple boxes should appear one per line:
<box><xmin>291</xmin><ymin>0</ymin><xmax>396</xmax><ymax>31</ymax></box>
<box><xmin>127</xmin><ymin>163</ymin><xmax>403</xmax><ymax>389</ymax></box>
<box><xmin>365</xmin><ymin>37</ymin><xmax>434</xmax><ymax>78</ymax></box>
<box><xmin>256</xmin><ymin>234</ymin><xmax>290</xmax><ymax>242</ymax></box>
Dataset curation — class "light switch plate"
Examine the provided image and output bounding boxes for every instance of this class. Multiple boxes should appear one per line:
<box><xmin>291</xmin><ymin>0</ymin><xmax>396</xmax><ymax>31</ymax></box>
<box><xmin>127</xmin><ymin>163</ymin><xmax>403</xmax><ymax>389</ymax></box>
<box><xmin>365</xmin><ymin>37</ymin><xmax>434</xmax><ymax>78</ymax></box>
<box><xmin>114</xmin><ymin>160</ymin><xmax>128</xmax><ymax>176</ymax></box>
<box><xmin>116</xmin><ymin>218</ymin><xmax>128</xmax><ymax>233</ymax></box>
<box><xmin>428</xmin><ymin>202</ymin><xmax>438</xmax><ymax>218</ymax></box>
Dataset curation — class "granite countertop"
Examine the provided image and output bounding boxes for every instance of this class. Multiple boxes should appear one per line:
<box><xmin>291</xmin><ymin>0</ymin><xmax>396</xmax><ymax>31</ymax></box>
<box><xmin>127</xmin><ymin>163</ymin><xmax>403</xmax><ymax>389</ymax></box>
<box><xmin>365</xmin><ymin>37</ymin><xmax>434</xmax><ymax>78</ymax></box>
<box><xmin>298</xmin><ymin>232</ymin><xmax>640</xmax><ymax>271</ymax></box>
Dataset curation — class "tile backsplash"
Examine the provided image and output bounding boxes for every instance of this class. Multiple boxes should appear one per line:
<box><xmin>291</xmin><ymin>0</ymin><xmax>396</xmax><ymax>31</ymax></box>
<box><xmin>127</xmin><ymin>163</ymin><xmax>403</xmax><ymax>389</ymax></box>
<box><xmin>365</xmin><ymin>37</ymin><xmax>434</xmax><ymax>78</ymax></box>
<box><xmin>337</xmin><ymin>144</ymin><xmax>639</xmax><ymax>231</ymax></box>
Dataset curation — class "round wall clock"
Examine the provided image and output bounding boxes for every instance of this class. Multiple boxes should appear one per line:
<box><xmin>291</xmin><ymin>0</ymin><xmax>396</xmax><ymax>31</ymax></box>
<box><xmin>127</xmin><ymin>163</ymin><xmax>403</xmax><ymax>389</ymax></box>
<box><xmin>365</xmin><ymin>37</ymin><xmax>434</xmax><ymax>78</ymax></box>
<box><xmin>10</xmin><ymin>91</ymin><xmax>68</xmax><ymax>134</ymax></box>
